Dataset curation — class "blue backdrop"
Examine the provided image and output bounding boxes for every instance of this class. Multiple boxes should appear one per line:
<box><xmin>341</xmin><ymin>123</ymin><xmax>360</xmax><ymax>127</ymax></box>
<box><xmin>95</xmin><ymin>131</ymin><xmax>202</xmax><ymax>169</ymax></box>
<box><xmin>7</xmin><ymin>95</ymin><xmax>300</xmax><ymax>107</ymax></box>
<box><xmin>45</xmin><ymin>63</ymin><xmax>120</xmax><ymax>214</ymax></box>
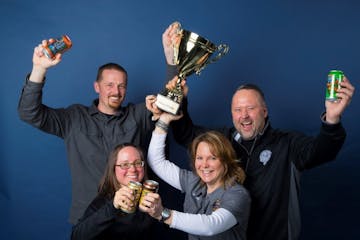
<box><xmin>1</xmin><ymin>0</ymin><xmax>359</xmax><ymax>239</ymax></box>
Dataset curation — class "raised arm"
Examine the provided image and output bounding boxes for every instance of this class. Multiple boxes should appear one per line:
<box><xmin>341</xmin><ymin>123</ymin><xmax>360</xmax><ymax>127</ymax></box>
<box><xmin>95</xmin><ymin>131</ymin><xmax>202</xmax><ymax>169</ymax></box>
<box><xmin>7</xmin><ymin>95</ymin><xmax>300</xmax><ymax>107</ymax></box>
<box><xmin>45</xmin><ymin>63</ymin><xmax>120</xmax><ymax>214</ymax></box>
<box><xmin>324</xmin><ymin>76</ymin><xmax>355</xmax><ymax>124</ymax></box>
<box><xmin>147</xmin><ymin>112</ymin><xmax>183</xmax><ymax>190</ymax></box>
<box><xmin>30</xmin><ymin>39</ymin><xmax>63</xmax><ymax>83</ymax></box>
<box><xmin>18</xmin><ymin>39</ymin><xmax>69</xmax><ymax>138</ymax></box>
<box><xmin>293</xmin><ymin>76</ymin><xmax>355</xmax><ymax>170</ymax></box>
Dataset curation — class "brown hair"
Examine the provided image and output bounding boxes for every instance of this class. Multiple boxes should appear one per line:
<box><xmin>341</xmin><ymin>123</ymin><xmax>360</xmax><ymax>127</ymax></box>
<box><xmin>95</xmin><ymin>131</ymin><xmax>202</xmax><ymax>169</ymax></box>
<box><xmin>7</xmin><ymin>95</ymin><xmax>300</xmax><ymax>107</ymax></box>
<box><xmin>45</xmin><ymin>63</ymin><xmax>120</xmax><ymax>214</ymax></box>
<box><xmin>98</xmin><ymin>143</ymin><xmax>147</xmax><ymax>198</ymax></box>
<box><xmin>190</xmin><ymin>131</ymin><xmax>246</xmax><ymax>187</ymax></box>
<box><xmin>96</xmin><ymin>62</ymin><xmax>128</xmax><ymax>83</ymax></box>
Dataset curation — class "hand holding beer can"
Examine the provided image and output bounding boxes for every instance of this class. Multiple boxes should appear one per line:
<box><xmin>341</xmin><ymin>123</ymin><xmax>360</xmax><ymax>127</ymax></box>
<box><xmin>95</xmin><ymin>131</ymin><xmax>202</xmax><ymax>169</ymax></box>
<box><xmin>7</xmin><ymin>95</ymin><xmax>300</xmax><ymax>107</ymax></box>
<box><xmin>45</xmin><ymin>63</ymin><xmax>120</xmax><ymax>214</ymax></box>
<box><xmin>42</xmin><ymin>35</ymin><xmax>72</xmax><ymax>59</ymax></box>
<box><xmin>139</xmin><ymin>180</ymin><xmax>159</xmax><ymax>207</ymax></box>
<box><xmin>326</xmin><ymin>70</ymin><xmax>344</xmax><ymax>101</ymax></box>
<box><xmin>121</xmin><ymin>181</ymin><xmax>143</xmax><ymax>213</ymax></box>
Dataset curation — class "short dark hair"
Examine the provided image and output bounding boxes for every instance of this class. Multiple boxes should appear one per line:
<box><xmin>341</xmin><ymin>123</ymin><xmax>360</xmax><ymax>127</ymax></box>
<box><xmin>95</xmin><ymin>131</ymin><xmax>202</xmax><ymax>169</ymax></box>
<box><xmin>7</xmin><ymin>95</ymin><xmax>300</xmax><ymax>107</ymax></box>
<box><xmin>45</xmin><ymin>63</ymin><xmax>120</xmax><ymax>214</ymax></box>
<box><xmin>234</xmin><ymin>83</ymin><xmax>266</xmax><ymax>107</ymax></box>
<box><xmin>96</xmin><ymin>63</ymin><xmax>128</xmax><ymax>82</ymax></box>
<box><xmin>235</xmin><ymin>83</ymin><xmax>265</xmax><ymax>101</ymax></box>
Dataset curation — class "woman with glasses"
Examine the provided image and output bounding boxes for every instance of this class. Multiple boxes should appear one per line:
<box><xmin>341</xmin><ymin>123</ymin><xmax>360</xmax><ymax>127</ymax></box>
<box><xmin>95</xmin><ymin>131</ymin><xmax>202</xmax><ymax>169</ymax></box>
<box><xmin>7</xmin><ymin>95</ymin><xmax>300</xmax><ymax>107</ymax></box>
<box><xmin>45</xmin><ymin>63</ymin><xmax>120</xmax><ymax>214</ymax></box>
<box><xmin>71</xmin><ymin>143</ymin><xmax>162</xmax><ymax>240</ymax></box>
<box><xmin>146</xmin><ymin>112</ymin><xmax>251</xmax><ymax>240</ymax></box>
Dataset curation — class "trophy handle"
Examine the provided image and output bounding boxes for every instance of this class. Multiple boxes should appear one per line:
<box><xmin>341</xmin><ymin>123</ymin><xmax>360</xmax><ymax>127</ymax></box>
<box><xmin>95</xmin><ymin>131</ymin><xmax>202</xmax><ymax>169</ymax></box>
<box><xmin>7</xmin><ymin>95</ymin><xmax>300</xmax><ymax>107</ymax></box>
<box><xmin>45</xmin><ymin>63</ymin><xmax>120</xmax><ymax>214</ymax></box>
<box><xmin>208</xmin><ymin>44</ymin><xmax>229</xmax><ymax>64</ymax></box>
<box><xmin>196</xmin><ymin>44</ymin><xmax>229</xmax><ymax>74</ymax></box>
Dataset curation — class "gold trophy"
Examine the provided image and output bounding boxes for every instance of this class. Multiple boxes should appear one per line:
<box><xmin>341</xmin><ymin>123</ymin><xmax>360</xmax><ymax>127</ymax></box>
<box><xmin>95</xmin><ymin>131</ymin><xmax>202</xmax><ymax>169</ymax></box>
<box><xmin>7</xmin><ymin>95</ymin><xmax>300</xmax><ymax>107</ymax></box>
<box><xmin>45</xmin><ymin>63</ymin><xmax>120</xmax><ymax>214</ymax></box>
<box><xmin>156</xmin><ymin>23</ymin><xmax>229</xmax><ymax>115</ymax></box>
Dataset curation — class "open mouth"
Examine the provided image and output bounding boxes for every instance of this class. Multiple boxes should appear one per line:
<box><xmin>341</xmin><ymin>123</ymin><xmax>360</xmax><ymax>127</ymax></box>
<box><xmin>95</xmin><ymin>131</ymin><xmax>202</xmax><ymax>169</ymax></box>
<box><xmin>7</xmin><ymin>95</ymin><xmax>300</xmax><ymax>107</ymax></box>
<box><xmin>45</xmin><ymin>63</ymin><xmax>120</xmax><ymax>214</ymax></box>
<box><xmin>241</xmin><ymin>121</ymin><xmax>253</xmax><ymax>130</ymax></box>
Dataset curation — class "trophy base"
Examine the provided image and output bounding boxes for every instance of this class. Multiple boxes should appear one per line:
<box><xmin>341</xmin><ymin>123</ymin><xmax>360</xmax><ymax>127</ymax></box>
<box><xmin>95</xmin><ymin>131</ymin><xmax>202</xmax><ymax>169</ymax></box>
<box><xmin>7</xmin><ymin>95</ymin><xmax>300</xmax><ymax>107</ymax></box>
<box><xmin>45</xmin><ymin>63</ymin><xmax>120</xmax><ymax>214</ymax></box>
<box><xmin>155</xmin><ymin>94</ymin><xmax>180</xmax><ymax>115</ymax></box>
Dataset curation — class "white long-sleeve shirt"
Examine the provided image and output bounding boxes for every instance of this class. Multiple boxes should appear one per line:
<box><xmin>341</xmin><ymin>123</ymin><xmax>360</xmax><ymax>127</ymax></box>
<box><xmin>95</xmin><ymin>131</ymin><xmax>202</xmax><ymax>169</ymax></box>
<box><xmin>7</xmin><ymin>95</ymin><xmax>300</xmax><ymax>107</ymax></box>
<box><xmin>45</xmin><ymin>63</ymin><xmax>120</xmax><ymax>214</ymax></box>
<box><xmin>147</xmin><ymin>132</ymin><xmax>251</xmax><ymax>239</ymax></box>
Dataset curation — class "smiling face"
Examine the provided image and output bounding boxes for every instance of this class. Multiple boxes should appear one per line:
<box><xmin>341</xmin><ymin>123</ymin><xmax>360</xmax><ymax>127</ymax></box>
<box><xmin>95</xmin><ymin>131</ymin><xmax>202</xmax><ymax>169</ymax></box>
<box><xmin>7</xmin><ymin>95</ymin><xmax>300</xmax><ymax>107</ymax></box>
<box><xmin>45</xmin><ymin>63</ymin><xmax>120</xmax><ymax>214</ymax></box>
<box><xmin>115</xmin><ymin>146</ymin><xmax>145</xmax><ymax>186</ymax></box>
<box><xmin>94</xmin><ymin>69</ymin><xmax>127</xmax><ymax>115</ymax></box>
<box><xmin>231</xmin><ymin>89</ymin><xmax>268</xmax><ymax>141</ymax></box>
<box><xmin>194</xmin><ymin>142</ymin><xmax>225</xmax><ymax>193</ymax></box>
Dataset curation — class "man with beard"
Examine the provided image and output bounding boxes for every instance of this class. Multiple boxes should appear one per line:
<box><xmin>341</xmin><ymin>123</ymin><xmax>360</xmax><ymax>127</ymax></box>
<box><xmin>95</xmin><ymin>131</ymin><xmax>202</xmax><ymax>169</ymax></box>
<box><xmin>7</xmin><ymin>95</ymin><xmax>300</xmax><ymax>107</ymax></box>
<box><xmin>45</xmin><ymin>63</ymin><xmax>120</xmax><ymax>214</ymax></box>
<box><xmin>18</xmin><ymin>38</ymin><xmax>161</xmax><ymax>225</ymax></box>
<box><xmin>155</xmin><ymin>20</ymin><xmax>356</xmax><ymax>240</ymax></box>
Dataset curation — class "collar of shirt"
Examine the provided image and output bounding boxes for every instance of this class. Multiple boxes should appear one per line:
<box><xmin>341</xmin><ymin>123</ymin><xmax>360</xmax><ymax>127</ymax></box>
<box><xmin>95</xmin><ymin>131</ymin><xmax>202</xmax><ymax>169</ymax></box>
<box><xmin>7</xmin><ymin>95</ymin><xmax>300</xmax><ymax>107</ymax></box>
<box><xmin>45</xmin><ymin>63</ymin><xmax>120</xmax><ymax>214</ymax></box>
<box><xmin>89</xmin><ymin>99</ymin><xmax>123</xmax><ymax>117</ymax></box>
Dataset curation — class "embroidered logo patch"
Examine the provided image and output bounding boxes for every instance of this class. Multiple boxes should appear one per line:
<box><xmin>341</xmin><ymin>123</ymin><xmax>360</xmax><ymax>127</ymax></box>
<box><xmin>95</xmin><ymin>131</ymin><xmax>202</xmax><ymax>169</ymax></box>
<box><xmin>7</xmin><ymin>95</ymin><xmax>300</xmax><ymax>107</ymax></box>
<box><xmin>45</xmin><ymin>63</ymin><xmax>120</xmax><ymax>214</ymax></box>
<box><xmin>212</xmin><ymin>199</ymin><xmax>221</xmax><ymax>211</ymax></box>
<box><xmin>259</xmin><ymin>150</ymin><xmax>272</xmax><ymax>166</ymax></box>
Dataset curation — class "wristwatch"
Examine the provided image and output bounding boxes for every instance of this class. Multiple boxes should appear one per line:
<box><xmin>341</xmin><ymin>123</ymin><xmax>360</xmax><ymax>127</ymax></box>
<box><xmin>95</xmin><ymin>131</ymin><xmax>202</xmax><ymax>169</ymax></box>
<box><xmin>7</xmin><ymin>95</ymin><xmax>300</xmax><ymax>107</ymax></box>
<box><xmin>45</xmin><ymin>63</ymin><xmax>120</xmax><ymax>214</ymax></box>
<box><xmin>160</xmin><ymin>208</ymin><xmax>171</xmax><ymax>222</ymax></box>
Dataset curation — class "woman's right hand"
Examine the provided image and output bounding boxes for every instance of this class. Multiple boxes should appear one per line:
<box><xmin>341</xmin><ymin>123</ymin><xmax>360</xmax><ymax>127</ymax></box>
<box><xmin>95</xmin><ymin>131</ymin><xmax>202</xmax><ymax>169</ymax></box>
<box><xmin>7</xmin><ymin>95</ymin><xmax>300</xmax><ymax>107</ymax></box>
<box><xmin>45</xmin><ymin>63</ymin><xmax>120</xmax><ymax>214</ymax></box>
<box><xmin>113</xmin><ymin>186</ymin><xmax>135</xmax><ymax>211</ymax></box>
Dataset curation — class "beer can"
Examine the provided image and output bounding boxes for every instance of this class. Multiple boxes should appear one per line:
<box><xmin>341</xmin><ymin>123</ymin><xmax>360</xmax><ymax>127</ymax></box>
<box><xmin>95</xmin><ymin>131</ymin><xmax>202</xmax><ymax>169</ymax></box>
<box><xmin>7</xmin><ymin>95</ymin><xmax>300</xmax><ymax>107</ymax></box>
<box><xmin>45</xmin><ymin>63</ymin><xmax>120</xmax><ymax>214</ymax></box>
<box><xmin>43</xmin><ymin>35</ymin><xmax>72</xmax><ymax>59</ymax></box>
<box><xmin>326</xmin><ymin>70</ymin><xmax>344</xmax><ymax>101</ymax></box>
<box><xmin>139</xmin><ymin>180</ymin><xmax>159</xmax><ymax>206</ymax></box>
<box><xmin>121</xmin><ymin>181</ymin><xmax>142</xmax><ymax>213</ymax></box>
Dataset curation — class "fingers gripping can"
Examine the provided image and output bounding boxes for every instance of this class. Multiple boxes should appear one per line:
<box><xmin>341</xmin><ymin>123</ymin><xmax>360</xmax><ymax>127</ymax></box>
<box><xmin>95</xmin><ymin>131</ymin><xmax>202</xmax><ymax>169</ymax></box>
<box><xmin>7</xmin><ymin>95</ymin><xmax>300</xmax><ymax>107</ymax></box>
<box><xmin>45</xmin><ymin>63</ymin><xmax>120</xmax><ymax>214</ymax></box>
<box><xmin>139</xmin><ymin>180</ymin><xmax>159</xmax><ymax>206</ymax></box>
<box><xmin>43</xmin><ymin>35</ymin><xmax>72</xmax><ymax>59</ymax></box>
<box><xmin>122</xmin><ymin>181</ymin><xmax>143</xmax><ymax>213</ymax></box>
<box><xmin>326</xmin><ymin>70</ymin><xmax>344</xmax><ymax>101</ymax></box>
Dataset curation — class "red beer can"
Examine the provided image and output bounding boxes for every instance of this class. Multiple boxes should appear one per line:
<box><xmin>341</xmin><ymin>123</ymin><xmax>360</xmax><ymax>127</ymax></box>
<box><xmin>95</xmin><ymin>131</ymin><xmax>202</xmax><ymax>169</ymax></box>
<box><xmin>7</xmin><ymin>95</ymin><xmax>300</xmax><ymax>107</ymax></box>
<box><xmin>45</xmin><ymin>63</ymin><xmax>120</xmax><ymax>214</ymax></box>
<box><xmin>43</xmin><ymin>35</ymin><xmax>72</xmax><ymax>59</ymax></box>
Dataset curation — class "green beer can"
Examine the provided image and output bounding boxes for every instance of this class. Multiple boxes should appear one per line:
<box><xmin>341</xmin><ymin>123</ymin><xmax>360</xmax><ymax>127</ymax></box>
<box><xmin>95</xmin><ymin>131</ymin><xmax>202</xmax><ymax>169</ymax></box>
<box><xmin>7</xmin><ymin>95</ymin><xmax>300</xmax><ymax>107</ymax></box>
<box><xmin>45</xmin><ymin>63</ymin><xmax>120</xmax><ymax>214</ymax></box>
<box><xmin>326</xmin><ymin>70</ymin><xmax>344</xmax><ymax>101</ymax></box>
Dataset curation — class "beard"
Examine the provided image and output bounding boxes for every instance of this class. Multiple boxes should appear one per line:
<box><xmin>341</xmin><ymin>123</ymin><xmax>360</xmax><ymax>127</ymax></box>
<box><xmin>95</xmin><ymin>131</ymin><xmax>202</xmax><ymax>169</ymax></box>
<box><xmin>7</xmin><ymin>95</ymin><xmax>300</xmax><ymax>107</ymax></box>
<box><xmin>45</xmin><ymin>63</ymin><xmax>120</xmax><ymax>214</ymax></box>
<box><xmin>236</xmin><ymin>123</ymin><xmax>258</xmax><ymax>141</ymax></box>
<box><xmin>108</xmin><ymin>96</ymin><xmax>123</xmax><ymax>109</ymax></box>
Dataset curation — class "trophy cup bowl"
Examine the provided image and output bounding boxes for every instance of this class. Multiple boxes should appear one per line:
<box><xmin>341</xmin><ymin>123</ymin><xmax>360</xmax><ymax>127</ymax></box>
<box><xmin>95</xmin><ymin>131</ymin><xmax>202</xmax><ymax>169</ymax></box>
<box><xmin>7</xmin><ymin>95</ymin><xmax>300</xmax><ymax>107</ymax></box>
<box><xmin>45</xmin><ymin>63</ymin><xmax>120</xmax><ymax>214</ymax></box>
<box><xmin>155</xmin><ymin>27</ymin><xmax>229</xmax><ymax>115</ymax></box>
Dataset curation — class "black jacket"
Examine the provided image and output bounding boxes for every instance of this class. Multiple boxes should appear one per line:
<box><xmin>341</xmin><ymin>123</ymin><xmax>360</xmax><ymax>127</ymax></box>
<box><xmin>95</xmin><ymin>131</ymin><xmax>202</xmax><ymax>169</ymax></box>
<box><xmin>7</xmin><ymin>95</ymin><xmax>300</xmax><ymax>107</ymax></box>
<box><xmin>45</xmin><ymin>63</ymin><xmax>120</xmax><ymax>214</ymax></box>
<box><xmin>171</xmin><ymin>98</ymin><xmax>346</xmax><ymax>240</ymax></box>
<box><xmin>71</xmin><ymin>195</ymin><xmax>156</xmax><ymax>240</ymax></box>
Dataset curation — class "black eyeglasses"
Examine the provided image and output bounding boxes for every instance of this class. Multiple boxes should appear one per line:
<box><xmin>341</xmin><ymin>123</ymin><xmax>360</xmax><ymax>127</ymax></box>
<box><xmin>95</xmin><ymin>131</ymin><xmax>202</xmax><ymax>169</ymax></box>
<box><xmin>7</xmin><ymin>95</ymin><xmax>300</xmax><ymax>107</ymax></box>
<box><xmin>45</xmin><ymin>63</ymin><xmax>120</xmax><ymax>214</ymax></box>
<box><xmin>115</xmin><ymin>161</ymin><xmax>144</xmax><ymax>170</ymax></box>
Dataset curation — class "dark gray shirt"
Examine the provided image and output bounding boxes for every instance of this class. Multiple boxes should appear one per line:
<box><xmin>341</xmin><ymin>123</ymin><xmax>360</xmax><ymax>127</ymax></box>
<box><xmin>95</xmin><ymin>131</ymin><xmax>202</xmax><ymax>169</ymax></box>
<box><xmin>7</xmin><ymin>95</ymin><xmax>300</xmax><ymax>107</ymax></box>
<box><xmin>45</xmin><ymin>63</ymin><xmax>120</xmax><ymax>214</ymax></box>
<box><xmin>180</xmin><ymin>169</ymin><xmax>251</xmax><ymax>240</ymax></box>
<box><xmin>18</xmin><ymin>77</ymin><xmax>155</xmax><ymax>224</ymax></box>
